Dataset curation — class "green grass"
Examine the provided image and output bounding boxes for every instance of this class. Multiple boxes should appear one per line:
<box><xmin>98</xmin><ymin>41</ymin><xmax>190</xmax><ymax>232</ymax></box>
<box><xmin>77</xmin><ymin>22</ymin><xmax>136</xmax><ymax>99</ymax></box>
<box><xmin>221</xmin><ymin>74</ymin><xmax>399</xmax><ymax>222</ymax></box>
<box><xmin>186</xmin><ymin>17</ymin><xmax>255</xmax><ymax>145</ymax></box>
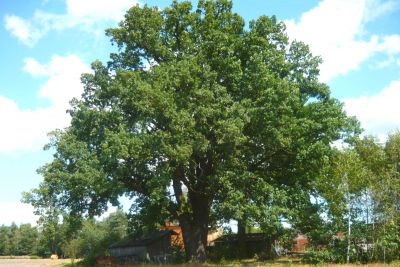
<box><xmin>61</xmin><ymin>260</ymin><xmax>400</xmax><ymax>267</ymax></box>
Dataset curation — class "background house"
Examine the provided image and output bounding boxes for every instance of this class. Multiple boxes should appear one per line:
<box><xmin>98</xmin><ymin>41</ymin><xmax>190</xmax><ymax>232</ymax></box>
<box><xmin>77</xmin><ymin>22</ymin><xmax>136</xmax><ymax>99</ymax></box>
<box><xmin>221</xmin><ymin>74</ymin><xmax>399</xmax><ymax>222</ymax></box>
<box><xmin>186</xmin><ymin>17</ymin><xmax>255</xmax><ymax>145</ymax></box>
<box><xmin>212</xmin><ymin>233</ymin><xmax>271</xmax><ymax>259</ymax></box>
<box><xmin>109</xmin><ymin>230</ymin><xmax>178</xmax><ymax>263</ymax></box>
<box><xmin>162</xmin><ymin>221</ymin><xmax>222</xmax><ymax>247</ymax></box>
<box><xmin>292</xmin><ymin>234</ymin><xmax>309</xmax><ymax>252</ymax></box>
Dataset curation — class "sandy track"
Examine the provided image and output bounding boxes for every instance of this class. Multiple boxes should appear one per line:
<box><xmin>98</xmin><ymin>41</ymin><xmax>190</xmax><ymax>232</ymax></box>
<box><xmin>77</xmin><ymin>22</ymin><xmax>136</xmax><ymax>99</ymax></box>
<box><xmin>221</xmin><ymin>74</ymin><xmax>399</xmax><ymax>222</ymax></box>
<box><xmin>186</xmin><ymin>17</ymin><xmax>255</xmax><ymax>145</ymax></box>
<box><xmin>0</xmin><ymin>259</ymin><xmax>74</xmax><ymax>267</ymax></box>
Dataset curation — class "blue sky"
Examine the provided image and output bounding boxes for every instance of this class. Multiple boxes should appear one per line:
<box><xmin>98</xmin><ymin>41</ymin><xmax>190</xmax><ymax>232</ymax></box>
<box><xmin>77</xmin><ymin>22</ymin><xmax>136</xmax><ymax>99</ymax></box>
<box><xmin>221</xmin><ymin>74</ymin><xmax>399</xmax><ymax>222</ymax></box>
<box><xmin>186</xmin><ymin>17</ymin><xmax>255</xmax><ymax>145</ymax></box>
<box><xmin>0</xmin><ymin>0</ymin><xmax>399</xmax><ymax>225</ymax></box>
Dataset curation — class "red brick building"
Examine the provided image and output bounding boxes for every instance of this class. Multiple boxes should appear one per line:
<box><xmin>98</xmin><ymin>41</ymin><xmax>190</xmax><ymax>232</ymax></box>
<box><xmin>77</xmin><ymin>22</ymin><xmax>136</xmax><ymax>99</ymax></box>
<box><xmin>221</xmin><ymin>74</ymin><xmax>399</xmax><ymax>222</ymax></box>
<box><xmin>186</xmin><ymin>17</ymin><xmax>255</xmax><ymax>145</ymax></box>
<box><xmin>162</xmin><ymin>222</ymin><xmax>222</xmax><ymax>248</ymax></box>
<box><xmin>292</xmin><ymin>234</ymin><xmax>309</xmax><ymax>252</ymax></box>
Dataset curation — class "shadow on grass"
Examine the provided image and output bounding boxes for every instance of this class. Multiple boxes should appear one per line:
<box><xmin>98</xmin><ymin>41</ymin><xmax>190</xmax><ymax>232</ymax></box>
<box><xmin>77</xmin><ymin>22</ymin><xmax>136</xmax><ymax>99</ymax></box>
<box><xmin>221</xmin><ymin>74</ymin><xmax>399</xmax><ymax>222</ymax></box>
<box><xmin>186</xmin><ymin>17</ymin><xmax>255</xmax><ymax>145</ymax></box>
<box><xmin>61</xmin><ymin>258</ymin><xmax>400</xmax><ymax>267</ymax></box>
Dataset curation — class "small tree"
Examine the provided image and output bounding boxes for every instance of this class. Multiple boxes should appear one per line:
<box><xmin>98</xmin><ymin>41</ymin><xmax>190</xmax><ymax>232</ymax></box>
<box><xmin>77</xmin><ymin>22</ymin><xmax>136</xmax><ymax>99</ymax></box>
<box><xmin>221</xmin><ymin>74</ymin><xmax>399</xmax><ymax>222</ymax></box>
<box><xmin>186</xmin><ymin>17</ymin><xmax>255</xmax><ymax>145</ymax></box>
<box><xmin>63</xmin><ymin>239</ymin><xmax>80</xmax><ymax>262</ymax></box>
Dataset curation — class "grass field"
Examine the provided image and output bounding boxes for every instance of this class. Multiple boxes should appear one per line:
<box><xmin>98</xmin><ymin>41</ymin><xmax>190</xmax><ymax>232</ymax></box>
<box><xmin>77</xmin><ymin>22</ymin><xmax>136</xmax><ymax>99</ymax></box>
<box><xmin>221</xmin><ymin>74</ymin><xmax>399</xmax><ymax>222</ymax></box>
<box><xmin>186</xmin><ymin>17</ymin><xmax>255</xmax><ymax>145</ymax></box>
<box><xmin>1</xmin><ymin>256</ymin><xmax>396</xmax><ymax>267</ymax></box>
<box><xmin>61</xmin><ymin>260</ymin><xmax>400</xmax><ymax>267</ymax></box>
<box><xmin>205</xmin><ymin>261</ymin><xmax>400</xmax><ymax>267</ymax></box>
<box><xmin>208</xmin><ymin>264</ymin><xmax>400</xmax><ymax>267</ymax></box>
<box><xmin>198</xmin><ymin>257</ymin><xmax>400</xmax><ymax>267</ymax></box>
<box><xmin>0</xmin><ymin>258</ymin><xmax>75</xmax><ymax>267</ymax></box>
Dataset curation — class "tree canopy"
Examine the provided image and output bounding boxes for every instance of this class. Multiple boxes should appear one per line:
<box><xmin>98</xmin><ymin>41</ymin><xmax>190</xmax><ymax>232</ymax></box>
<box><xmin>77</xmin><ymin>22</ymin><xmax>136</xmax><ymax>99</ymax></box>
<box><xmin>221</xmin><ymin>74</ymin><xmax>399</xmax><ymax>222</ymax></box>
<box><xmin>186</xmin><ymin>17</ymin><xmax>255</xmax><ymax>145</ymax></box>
<box><xmin>25</xmin><ymin>0</ymin><xmax>359</xmax><ymax>262</ymax></box>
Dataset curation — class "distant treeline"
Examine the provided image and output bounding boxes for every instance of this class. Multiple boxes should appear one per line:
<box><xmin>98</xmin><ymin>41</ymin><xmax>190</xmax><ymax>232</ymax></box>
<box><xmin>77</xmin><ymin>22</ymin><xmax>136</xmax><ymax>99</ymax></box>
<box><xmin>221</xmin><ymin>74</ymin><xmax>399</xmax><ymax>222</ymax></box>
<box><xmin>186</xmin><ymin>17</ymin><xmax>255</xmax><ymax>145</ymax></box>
<box><xmin>0</xmin><ymin>223</ymin><xmax>39</xmax><ymax>256</ymax></box>
<box><xmin>0</xmin><ymin>209</ymin><xmax>128</xmax><ymax>261</ymax></box>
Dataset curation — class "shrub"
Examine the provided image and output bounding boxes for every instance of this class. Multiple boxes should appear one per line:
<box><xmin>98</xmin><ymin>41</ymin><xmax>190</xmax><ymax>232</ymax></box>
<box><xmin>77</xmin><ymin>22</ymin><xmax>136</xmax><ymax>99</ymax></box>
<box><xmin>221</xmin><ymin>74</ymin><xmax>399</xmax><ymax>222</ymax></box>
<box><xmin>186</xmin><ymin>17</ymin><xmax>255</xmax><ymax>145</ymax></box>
<box><xmin>303</xmin><ymin>249</ymin><xmax>338</xmax><ymax>264</ymax></box>
<box><xmin>171</xmin><ymin>244</ymin><xmax>186</xmax><ymax>263</ymax></box>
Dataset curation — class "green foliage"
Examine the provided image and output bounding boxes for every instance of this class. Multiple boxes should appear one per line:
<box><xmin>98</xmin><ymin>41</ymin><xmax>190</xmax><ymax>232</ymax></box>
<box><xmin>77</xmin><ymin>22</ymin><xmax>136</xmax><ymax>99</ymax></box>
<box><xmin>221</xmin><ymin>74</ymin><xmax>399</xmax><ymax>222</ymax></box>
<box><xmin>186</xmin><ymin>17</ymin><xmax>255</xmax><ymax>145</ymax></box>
<box><xmin>0</xmin><ymin>226</ymin><xmax>8</xmax><ymax>255</ymax></box>
<box><xmin>62</xmin><ymin>239</ymin><xmax>80</xmax><ymax>260</ymax></box>
<box><xmin>0</xmin><ymin>223</ymin><xmax>38</xmax><ymax>256</ymax></box>
<box><xmin>0</xmin><ymin>223</ymin><xmax>39</xmax><ymax>256</ymax></box>
<box><xmin>17</xmin><ymin>224</ymin><xmax>39</xmax><ymax>255</ymax></box>
<box><xmin>313</xmin><ymin>131</ymin><xmax>400</xmax><ymax>264</ymax></box>
<box><xmin>170</xmin><ymin>244</ymin><xmax>186</xmax><ymax>264</ymax></box>
<box><xmin>0</xmin><ymin>210</ymin><xmax>128</xmax><ymax>263</ymax></box>
<box><xmin>302</xmin><ymin>249</ymin><xmax>343</xmax><ymax>264</ymax></box>
<box><xmin>66</xmin><ymin>210</ymin><xmax>128</xmax><ymax>264</ymax></box>
<box><xmin>207</xmin><ymin>244</ymin><xmax>232</xmax><ymax>262</ymax></box>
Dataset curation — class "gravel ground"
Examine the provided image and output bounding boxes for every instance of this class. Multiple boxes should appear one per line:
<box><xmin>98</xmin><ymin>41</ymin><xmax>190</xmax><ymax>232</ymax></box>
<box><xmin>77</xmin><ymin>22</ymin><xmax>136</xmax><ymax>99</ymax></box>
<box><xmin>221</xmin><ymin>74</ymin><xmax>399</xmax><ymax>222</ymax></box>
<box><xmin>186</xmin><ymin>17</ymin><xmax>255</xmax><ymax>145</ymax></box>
<box><xmin>0</xmin><ymin>259</ymin><xmax>74</xmax><ymax>267</ymax></box>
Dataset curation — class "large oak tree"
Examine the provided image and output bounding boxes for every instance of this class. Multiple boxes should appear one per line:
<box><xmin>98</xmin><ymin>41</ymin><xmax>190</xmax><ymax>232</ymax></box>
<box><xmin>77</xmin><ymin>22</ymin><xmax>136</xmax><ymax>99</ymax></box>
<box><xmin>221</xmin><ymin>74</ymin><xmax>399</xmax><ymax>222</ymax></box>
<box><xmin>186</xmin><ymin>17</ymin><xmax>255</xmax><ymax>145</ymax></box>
<box><xmin>26</xmin><ymin>0</ymin><xmax>359</xmax><ymax>262</ymax></box>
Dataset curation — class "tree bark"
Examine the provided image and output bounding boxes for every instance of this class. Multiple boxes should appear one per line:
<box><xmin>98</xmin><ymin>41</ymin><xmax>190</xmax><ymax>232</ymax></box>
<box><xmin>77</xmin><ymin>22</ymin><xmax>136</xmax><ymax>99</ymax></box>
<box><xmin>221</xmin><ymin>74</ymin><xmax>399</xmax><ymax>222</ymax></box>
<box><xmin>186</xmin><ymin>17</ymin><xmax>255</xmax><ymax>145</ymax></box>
<box><xmin>178</xmin><ymin>189</ymin><xmax>209</xmax><ymax>262</ymax></box>
<box><xmin>173</xmin><ymin>167</ymin><xmax>210</xmax><ymax>263</ymax></box>
<box><xmin>237</xmin><ymin>220</ymin><xmax>247</xmax><ymax>259</ymax></box>
<box><xmin>264</xmin><ymin>236</ymin><xmax>275</xmax><ymax>260</ymax></box>
<box><xmin>179</xmin><ymin>214</ymin><xmax>208</xmax><ymax>262</ymax></box>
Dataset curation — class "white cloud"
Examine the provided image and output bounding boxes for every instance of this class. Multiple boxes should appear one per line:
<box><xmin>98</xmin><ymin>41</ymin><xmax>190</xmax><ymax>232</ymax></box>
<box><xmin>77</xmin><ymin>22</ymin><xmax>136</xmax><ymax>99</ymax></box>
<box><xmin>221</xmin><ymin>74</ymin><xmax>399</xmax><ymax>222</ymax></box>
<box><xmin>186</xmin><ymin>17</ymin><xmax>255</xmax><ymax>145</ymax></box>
<box><xmin>0</xmin><ymin>202</ymin><xmax>38</xmax><ymax>225</ymax></box>
<box><xmin>0</xmin><ymin>54</ymin><xmax>90</xmax><ymax>154</ymax></box>
<box><xmin>4</xmin><ymin>15</ymin><xmax>43</xmax><ymax>46</ymax></box>
<box><xmin>343</xmin><ymin>80</ymin><xmax>400</xmax><ymax>138</ymax></box>
<box><xmin>25</xmin><ymin>55</ymin><xmax>89</xmax><ymax>105</ymax></box>
<box><xmin>364</xmin><ymin>0</ymin><xmax>397</xmax><ymax>22</ymax></box>
<box><xmin>284</xmin><ymin>0</ymin><xmax>399</xmax><ymax>82</ymax></box>
<box><xmin>4</xmin><ymin>0</ymin><xmax>140</xmax><ymax>46</ymax></box>
<box><xmin>372</xmin><ymin>35</ymin><xmax>400</xmax><ymax>68</ymax></box>
<box><xmin>378</xmin><ymin>34</ymin><xmax>400</xmax><ymax>55</ymax></box>
<box><xmin>23</xmin><ymin>57</ymin><xmax>48</xmax><ymax>76</ymax></box>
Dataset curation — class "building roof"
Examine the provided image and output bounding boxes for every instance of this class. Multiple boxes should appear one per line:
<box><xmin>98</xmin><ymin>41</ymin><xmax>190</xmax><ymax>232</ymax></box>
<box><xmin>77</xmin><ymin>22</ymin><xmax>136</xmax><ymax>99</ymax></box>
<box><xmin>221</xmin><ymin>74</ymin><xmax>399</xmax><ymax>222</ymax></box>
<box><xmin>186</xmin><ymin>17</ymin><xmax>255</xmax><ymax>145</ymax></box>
<box><xmin>110</xmin><ymin>230</ymin><xmax>178</xmax><ymax>249</ymax></box>
<box><xmin>214</xmin><ymin>233</ymin><xmax>268</xmax><ymax>243</ymax></box>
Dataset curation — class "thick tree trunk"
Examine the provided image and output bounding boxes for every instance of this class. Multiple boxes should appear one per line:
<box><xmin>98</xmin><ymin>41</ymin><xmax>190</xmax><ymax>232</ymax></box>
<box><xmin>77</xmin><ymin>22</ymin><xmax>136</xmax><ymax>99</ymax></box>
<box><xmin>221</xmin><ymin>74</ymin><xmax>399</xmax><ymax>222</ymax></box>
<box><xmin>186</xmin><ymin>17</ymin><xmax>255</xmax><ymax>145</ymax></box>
<box><xmin>237</xmin><ymin>220</ymin><xmax>247</xmax><ymax>259</ymax></box>
<box><xmin>173</xmin><ymin>163</ymin><xmax>211</xmax><ymax>263</ymax></box>
<box><xmin>177</xmin><ymin>189</ymin><xmax>209</xmax><ymax>262</ymax></box>
<box><xmin>179</xmin><ymin>215</ymin><xmax>208</xmax><ymax>262</ymax></box>
<box><xmin>173</xmin><ymin>159</ymin><xmax>212</xmax><ymax>263</ymax></box>
<box><xmin>264</xmin><ymin>236</ymin><xmax>275</xmax><ymax>260</ymax></box>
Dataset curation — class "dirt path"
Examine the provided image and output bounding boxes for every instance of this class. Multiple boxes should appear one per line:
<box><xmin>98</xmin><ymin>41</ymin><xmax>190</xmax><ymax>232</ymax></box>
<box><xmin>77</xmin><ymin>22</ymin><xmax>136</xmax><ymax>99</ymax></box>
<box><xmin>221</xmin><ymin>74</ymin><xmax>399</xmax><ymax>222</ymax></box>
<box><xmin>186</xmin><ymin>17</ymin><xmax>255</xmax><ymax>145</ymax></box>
<box><xmin>0</xmin><ymin>259</ymin><xmax>74</xmax><ymax>267</ymax></box>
